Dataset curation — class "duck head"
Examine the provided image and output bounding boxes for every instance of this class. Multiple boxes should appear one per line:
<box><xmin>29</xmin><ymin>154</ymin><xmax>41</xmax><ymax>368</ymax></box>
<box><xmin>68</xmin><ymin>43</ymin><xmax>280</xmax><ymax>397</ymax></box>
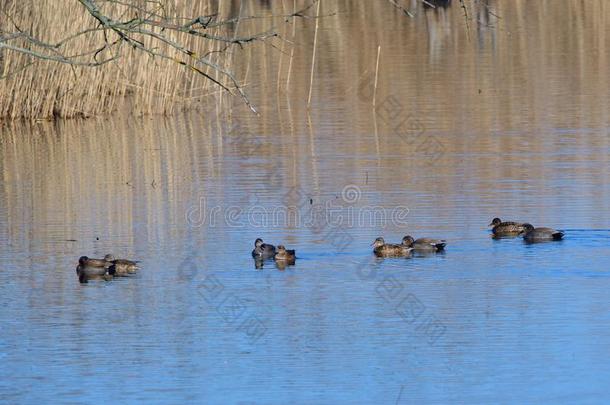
<box><xmin>254</xmin><ymin>238</ymin><xmax>264</xmax><ymax>248</ymax></box>
<box><xmin>104</xmin><ymin>254</ymin><xmax>115</xmax><ymax>261</ymax></box>
<box><xmin>78</xmin><ymin>256</ymin><xmax>89</xmax><ymax>265</ymax></box>
<box><xmin>489</xmin><ymin>218</ymin><xmax>502</xmax><ymax>227</ymax></box>
<box><xmin>276</xmin><ymin>245</ymin><xmax>286</xmax><ymax>253</ymax></box>
<box><xmin>371</xmin><ymin>237</ymin><xmax>385</xmax><ymax>248</ymax></box>
<box><xmin>402</xmin><ymin>236</ymin><xmax>415</xmax><ymax>247</ymax></box>
<box><xmin>522</xmin><ymin>223</ymin><xmax>535</xmax><ymax>233</ymax></box>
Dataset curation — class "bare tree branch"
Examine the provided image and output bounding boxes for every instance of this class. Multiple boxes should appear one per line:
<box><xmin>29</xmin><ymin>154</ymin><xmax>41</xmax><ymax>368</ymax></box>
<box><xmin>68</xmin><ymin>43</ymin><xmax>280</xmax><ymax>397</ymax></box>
<box><xmin>0</xmin><ymin>0</ymin><xmax>322</xmax><ymax>114</ymax></box>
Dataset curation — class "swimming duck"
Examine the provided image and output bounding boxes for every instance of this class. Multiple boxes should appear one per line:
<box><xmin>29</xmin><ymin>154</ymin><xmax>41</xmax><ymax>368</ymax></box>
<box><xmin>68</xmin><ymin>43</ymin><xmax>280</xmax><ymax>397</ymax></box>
<box><xmin>402</xmin><ymin>236</ymin><xmax>446</xmax><ymax>252</ymax></box>
<box><xmin>274</xmin><ymin>245</ymin><xmax>296</xmax><ymax>262</ymax></box>
<box><xmin>489</xmin><ymin>218</ymin><xmax>528</xmax><ymax>237</ymax></box>
<box><xmin>76</xmin><ymin>256</ymin><xmax>115</xmax><ymax>283</ymax></box>
<box><xmin>522</xmin><ymin>224</ymin><xmax>564</xmax><ymax>242</ymax></box>
<box><xmin>252</xmin><ymin>238</ymin><xmax>276</xmax><ymax>259</ymax></box>
<box><xmin>372</xmin><ymin>237</ymin><xmax>413</xmax><ymax>257</ymax></box>
<box><xmin>104</xmin><ymin>254</ymin><xmax>139</xmax><ymax>275</ymax></box>
<box><xmin>78</xmin><ymin>256</ymin><xmax>111</xmax><ymax>268</ymax></box>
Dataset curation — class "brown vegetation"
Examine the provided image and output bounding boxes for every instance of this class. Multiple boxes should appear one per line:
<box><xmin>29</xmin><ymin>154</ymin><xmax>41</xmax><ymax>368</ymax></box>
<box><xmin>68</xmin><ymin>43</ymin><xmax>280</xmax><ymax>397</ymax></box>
<box><xmin>0</xmin><ymin>0</ymin><xmax>316</xmax><ymax>119</ymax></box>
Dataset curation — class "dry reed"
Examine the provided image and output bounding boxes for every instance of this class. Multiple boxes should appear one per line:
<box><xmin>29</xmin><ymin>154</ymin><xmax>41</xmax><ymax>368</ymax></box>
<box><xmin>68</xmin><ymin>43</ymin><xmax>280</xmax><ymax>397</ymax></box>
<box><xmin>373</xmin><ymin>45</ymin><xmax>381</xmax><ymax>107</ymax></box>
<box><xmin>0</xmin><ymin>0</ymin><xmax>293</xmax><ymax>120</ymax></box>
<box><xmin>306</xmin><ymin>0</ymin><xmax>321</xmax><ymax>108</ymax></box>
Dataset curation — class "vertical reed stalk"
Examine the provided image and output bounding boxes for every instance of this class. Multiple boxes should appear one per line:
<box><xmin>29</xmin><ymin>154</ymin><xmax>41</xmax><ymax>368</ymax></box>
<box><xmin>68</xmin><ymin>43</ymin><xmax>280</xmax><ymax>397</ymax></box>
<box><xmin>276</xmin><ymin>0</ymin><xmax>286</xmax><ymax>93</ymax></box>
<box><xmin>373</xmin><ymin>45</ymin><xmax>381</xmax><ymax>107</ymax></box>
<box><xmin>286</xmin><ymin>0</ymin><xmax>297</xmax><ymax>88</ymax></box>
<box><xmin>307</xmin><ymin>0</ymin><xmax>322</xmax><ymax>109</ymax></box>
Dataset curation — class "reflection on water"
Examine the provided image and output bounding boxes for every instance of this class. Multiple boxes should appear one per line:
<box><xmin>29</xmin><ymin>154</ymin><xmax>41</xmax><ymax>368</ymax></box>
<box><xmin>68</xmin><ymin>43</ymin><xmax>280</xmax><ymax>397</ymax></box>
<box><xmin>1</xmin><ymin>0</ymin><xmax>610</xmax><ymax>403</ymax></box>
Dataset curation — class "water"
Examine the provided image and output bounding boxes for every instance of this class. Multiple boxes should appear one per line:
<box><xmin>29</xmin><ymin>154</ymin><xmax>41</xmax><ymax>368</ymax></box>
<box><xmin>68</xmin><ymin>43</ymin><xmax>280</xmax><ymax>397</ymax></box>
<box><xmin>1</xmin><ymin>1</ymin><xmax>610</xmax><ymax>403</ymax></box>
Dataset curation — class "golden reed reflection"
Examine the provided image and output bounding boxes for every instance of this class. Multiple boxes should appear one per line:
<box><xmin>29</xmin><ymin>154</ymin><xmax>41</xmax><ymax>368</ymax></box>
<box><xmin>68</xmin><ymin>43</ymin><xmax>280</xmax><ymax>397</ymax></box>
<box><xmin>0</xmin><ymin>115</ymin><xmax>218</xmax><ymax>255</ymax></box>
<box><xmin>1</xmin><ymin>0</ymin><xmax>609</xmax><ymax>253</ymax></box>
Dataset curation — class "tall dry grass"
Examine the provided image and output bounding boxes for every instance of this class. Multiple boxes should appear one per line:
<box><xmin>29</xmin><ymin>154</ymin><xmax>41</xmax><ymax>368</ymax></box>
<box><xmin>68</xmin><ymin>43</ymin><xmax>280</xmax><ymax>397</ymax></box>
<box><xmin>5</xmin><ymin>0</ymin><xmax>605</xmax><ymax>121</ymax></box>
<box><xmin>0</xmin><ymin>0</ymin><xmax>289</xmax><ymax>120</ymax></box>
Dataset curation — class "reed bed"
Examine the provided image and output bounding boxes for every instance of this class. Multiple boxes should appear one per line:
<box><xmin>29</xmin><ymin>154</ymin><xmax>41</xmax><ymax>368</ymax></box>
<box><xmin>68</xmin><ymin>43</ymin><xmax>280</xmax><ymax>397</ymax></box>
<box><xmin>0</xmin><ymin>0</ymin><xmax>291</xmax><ymax>120</ymax></box>
<box><xmin>3</xmin><ymin>0</ymin><xmax>603</xmax><ymax>121</ymax></box>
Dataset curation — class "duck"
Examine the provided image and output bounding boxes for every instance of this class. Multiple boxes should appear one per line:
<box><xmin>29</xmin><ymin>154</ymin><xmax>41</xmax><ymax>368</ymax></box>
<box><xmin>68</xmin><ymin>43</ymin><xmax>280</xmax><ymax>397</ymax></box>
<box><xmin>402</xmin><ymin>236</ymin><xmax>446</xmax><ymax>252</ymax></box>
<box><xmin>78</xmin><ymin>256</ymin><xmax>111</xmax><ymax>268</ymax></box>
<box><xmin>274</xmin><ymin>245</ymin><xmax>296</xmax><ymax>262</ymax></box>
<box><xmin>76</xmin><ymin>256</ymin><xmax>115</xmax><ymax>283</ymax></box>
<box><xmin>252</xmin><ymin>238</ymin><xmax>276</xmax><ymax>259</ymax></box>
<box><xmin>489</xmin><ymin>218</ymin><xmax>528</xmax><ymax>237</ymax></box>
<box><xmin>103</xmin><ymin>254</ymin><xmax>139</xmax><ymax>275</ymax></box>
<box><xmin>522</xmin><ymin>224</ymin><xmax>564</xmax><ymax>242</ymax></box>
<box><xmin>372</xmin><ymin>237</ymin><xmax>413</xmax><ymax>257</ymax></box>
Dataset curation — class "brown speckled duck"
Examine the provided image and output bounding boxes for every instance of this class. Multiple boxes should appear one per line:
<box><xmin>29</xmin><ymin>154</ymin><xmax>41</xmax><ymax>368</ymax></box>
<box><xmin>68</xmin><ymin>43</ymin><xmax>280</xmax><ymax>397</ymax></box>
<box><xmin>274</xmin><ymin>245</ymin><xmax>296</xmax><ymax>262</ymax></box>
<box><xmin>104</xmin><ymin>254</ymin><xmax>139</xmax><ymax>275</ymax></box>
<box><xmin>489</xmin><ymin>218</ymin><xmax>528</xmax><ymax>237</ymax></box>
<box><xmin>372</xmin><ymin>237</ymin><xmax>413</xmax><ymax>257</ymax></box>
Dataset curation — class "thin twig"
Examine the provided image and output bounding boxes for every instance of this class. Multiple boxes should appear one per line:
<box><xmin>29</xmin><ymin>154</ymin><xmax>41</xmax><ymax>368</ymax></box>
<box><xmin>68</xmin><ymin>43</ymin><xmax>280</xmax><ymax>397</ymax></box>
<box><xmin>459</xmin><ymin>0</ymin><xmax>472</xmax><ymax>41</ymax></box>
<box><xmin>387</xmin><ymin>0</ymin><xmax>414</xmax><ymax>18</ymax></box>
